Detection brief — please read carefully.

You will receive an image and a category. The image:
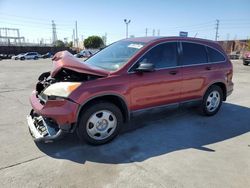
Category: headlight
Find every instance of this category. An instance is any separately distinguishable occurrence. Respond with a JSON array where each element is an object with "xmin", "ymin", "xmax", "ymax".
[{"xmin": 43, "ymin": 82, "xmax": 81, "ymax": 98}]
